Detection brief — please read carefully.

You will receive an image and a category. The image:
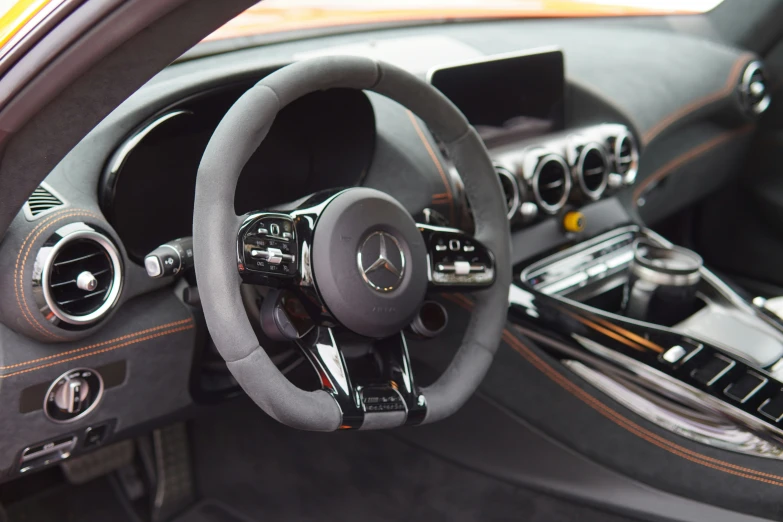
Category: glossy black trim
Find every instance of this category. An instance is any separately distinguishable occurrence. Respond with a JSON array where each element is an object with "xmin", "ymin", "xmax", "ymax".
[{"xmin": 510, "ymin": 228, "xmax": 783, "ymax": 444}]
